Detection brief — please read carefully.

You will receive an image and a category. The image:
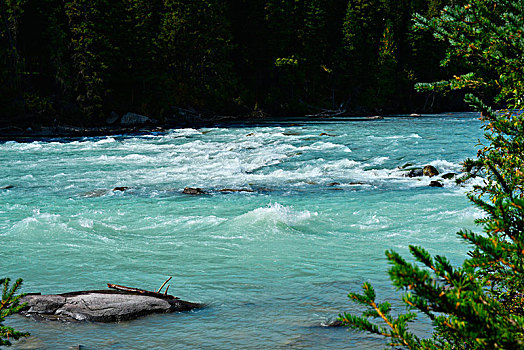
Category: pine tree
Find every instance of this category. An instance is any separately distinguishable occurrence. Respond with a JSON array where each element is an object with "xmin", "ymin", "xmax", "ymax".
[
  {"xmin": 111, "ymin": 0, "xmax": 164, "ymax": 116},
  {"xmin": 0, "ymin": 0, "xmax": 26, "ymax": 119},
  {"xmin": 0, "ymin": 278, "xmax": 28, "ymax": 346},
  {"xmin": 342, "ymin": 0, "xmax": 385, "ymax": 107},
  {"xmin": 159, "ymin": 0, "xmax": 238, "ymax": 111},
  {"xmin": 16, "ymin": 0, "xmax": 71, "ymax": 119},
  {"xmin": 64, "ymin": 0, "xmax": 125, "ymax": 122},
  {"xmin": 340, "ymin": 1, "xmax": 524, "ymax": 348}
]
